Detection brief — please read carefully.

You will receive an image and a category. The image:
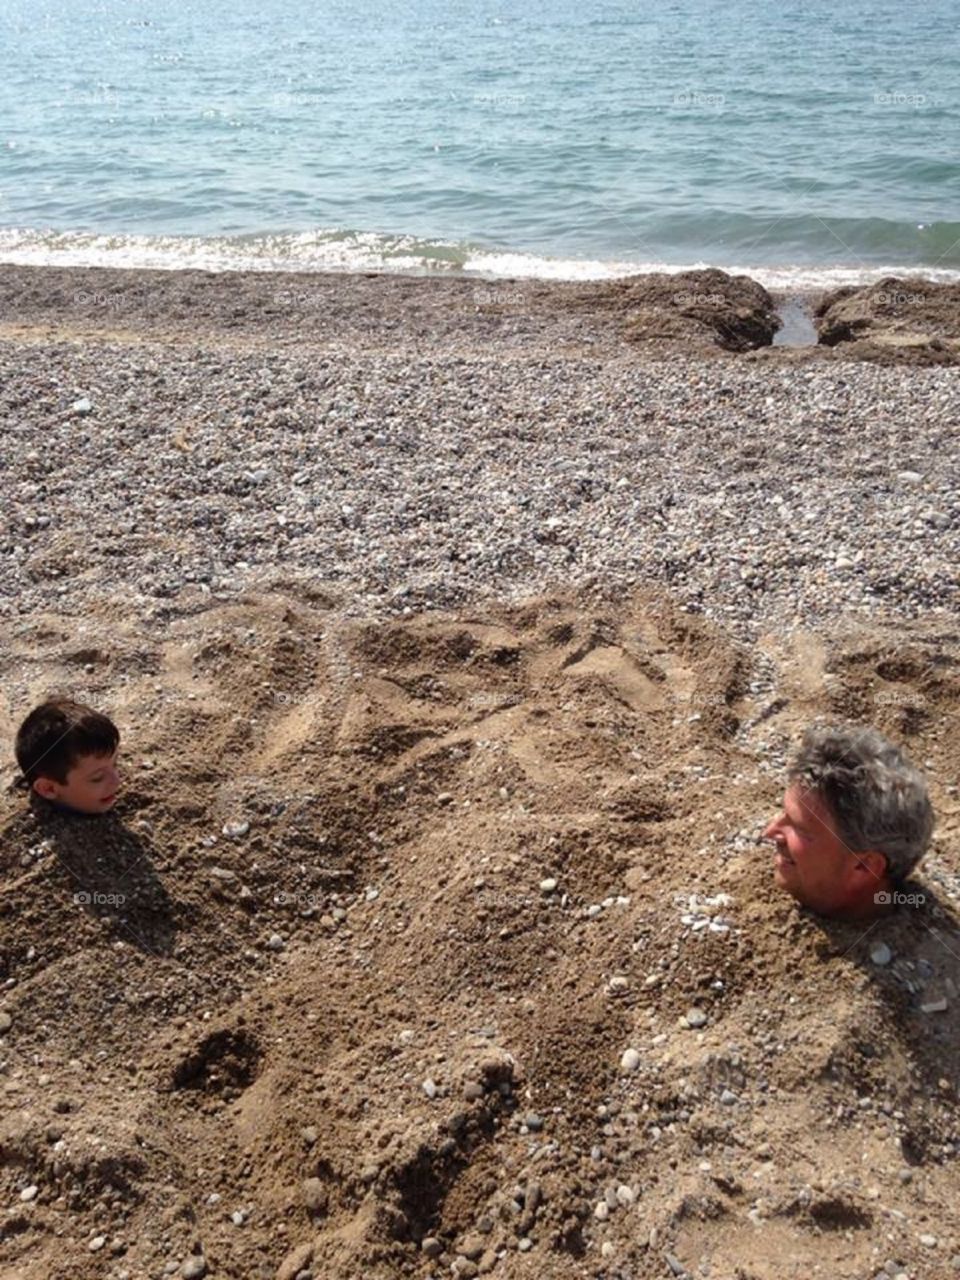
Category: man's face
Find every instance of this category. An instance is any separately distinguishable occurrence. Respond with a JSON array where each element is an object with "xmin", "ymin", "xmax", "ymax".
[
  {"xmin": 35, "ymin": 750, "xmax": 121, "ymax": 814},
  {"xmin": 763, "ymin": 782, "xmax": 881, "ymax": 915}
]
